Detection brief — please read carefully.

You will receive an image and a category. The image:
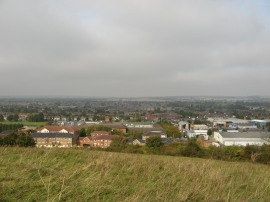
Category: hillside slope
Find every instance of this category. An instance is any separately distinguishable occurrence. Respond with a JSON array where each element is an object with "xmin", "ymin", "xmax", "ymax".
[{"xmin": 0, "ymin": 148, "xmax": 270, "ymax": 201}]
